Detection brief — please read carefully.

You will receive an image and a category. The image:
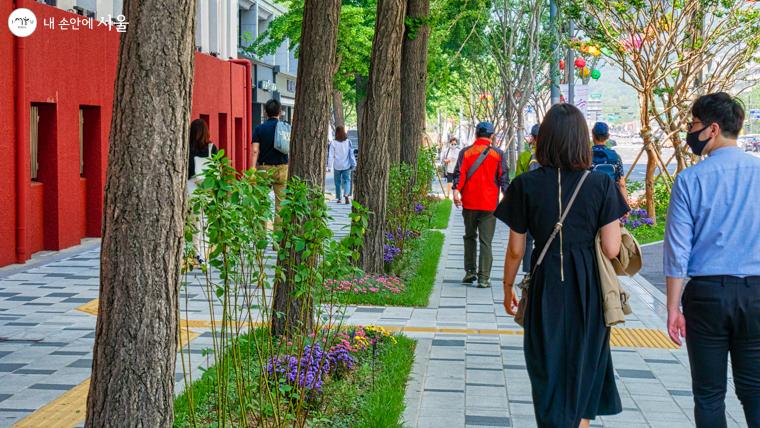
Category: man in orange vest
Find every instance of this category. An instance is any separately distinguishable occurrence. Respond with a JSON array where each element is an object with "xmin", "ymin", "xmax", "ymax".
[{"xmin": 452, "ymin": 122, "xmax": 510, "ymax": 287}]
